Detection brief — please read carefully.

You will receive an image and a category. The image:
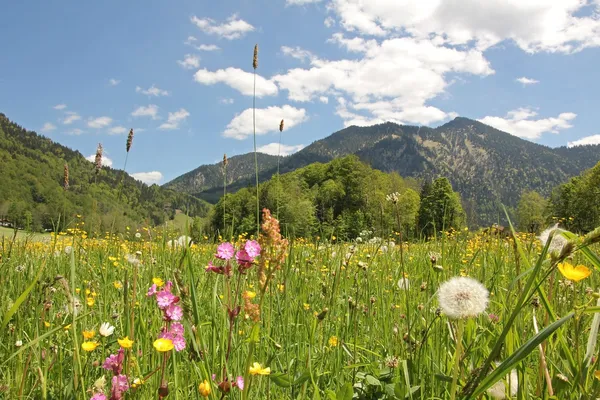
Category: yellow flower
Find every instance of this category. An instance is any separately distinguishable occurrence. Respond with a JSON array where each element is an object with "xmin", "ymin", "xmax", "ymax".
[
  {"xmin": 277, "ymin": 284, "xmax": 285, "ymax": 292},
  {"xmin": 249, "ymin": 362, "xmax": 271, "ymax": 376},
  {"xmin": 328, "ymin": 336, "xmax": 338, "ymax": 347},
  {"xmin": 245, "ymin": 291, "xmax": 256, "ymax": 299},
  {"xmin": 153, "ymin": 277, "xmax": 164, "ymax": 287},
  {"xmin": 198, "ymin": 380, "xmax": 211, "ymax": 397},
  {"xmin": 153, "ymin": 338, "xmax": 174, "ymax": 352},
  {"xmin": 86, "ymin": 297, "xmax": 95, "ymax": 307},
  {"xmin": 113, "ymin": 281, "xmax": 123, "ymax": 289},
  {"xmin": 303, "ymin": 303, "xmax": 310, "ymax": 311},
  {"xmin": 82, "ymin": 330, "xmax": 95, "ymax": 339},
  {"xmin": 64, "ymin": 324, "xmax": 72, "ymax": 330},
  {"xmin": 595, "ymin": 371, "xmax": 600, "ymax": 380},
  {"xmin": 131, "ymin": 378, "xmax": 144, "ymax": 388},
  {"xmin": 81, "ymin": 341, "xmax": 99, "ymax": 352},
  {"xmin": 44, "ymin": 321, "xmax": 50, "ymax": 328},
  {"xmin": 118, "ymin": 336, "xmax": 134, "ymax": 349},
  {"xmin": 558, "ymin": 262, "xmax": 592, "ymax": 282}
]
